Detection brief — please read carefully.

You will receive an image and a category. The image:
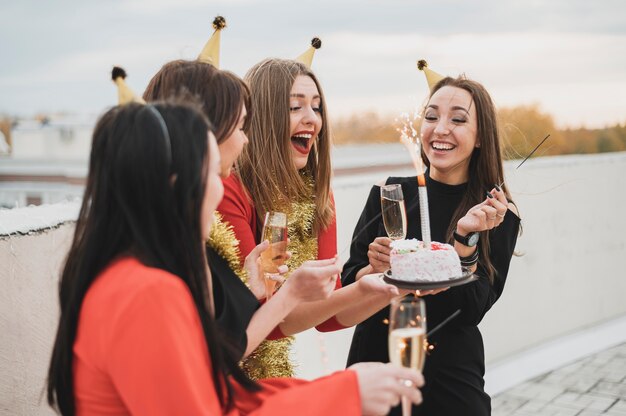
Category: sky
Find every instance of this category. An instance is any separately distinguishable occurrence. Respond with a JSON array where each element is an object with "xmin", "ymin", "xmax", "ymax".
[{"xmin": 1, "ymin": 0, "xmax": 625, "ymax": 128}]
